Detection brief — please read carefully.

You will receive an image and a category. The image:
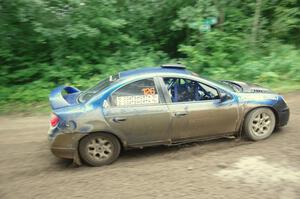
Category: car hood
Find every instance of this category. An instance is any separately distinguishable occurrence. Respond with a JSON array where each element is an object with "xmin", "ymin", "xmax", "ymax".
[
  {"xmin": 222, "ymin": 80, "xmax": 273, "ymax": 93},
  {"xmin": 223, "ymin": 81, "xmax": 279, "ymax": 102}
]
